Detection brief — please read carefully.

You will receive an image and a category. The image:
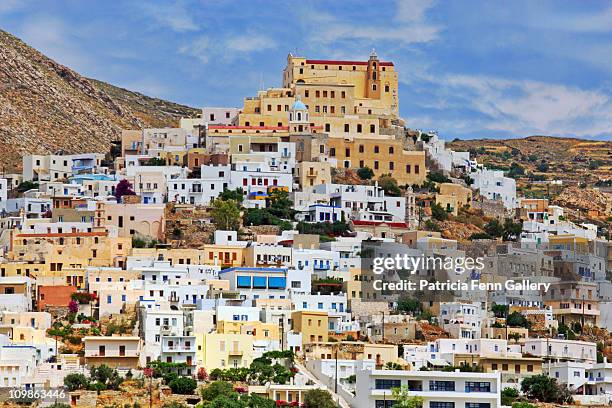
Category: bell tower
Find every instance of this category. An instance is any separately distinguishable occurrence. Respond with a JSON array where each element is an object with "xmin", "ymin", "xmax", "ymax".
[
  {"xmin": 366, "ymin": 49, "xmax": 381, "ymax": 99},
  {"xmin": 289, "ymin": 95, "xmax": 310, "ymax": 133}
]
